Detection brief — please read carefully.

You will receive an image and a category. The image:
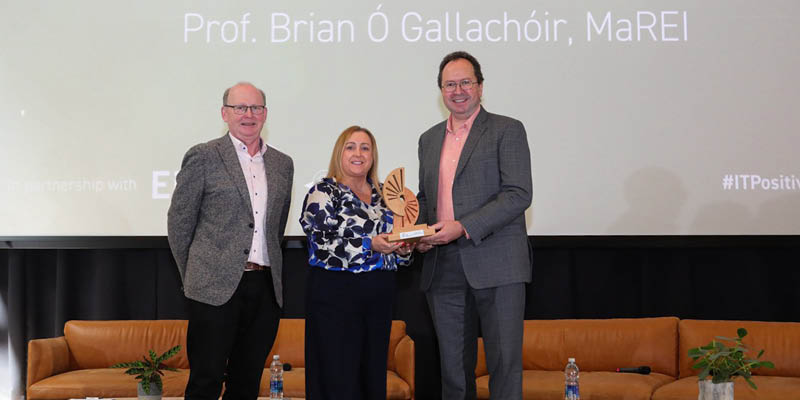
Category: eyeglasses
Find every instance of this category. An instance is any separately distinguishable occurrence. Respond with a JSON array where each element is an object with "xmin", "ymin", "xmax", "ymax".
[
  {"xmin": 442, "ymin": 80, "xmax": 479, "ymax": 92},
  {"xmin": 224, "ymin": 104, "xmax": 267, "ymax": 115}
]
